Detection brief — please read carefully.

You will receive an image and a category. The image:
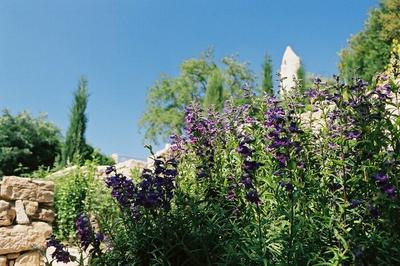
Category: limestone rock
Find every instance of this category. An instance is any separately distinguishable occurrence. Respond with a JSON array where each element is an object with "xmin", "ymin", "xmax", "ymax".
[
  {"xmin": 0, "ymin": 200, "xmax": 10, "ymax": 212},
  {"xmin": 0, "ymin": 177, "xmax": 36, "ymax": 201},
  {"xmin": 0, "ymin": 256, "xmax": 6, "ymax": 266},
  {"xmin": 23, "ymin": 201, "xmax": 38, "ymax": 217},
  {"xmin": 0, "ymin": 176, "xmax": 54, "ymax": 203},
  {"xmin": 34, "ymin": 208, "xmax": 55, "ymax": 223},
  {"xmin": 280, "ymin": 46, "xmax": 301, "ymax": 95},
  {"xmin": 15, "ymin": 251, "xmax": 40, "ymax": 266},
  {"xmin": 0, "ymin": 208, "xmax": 16, "ymax": 226},
  {"xmin": 0, "ymin": 201, "xmax": 15, "ymax": 226},
  {"xmin": 15, "ymin": 200, "xmax": 29, "ymax": 225},
  {"xmin": 0, "ymin": 222, "xmax": 52, "ymax": 255},
  {"xmin": 7, "ymin": 253, "xmax": 19, "ymax": 259}
]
